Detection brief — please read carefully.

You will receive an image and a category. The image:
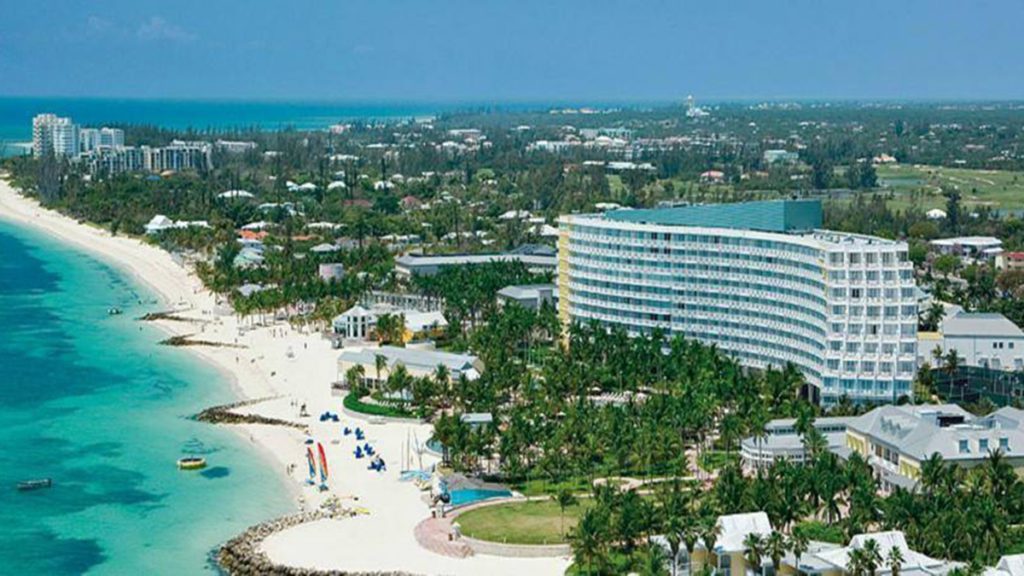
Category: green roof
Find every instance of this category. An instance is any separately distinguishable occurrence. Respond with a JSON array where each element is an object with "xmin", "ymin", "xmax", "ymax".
[{"xmin": 606, "ymin": 199, "xmax": 822, "ymax": 232}]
